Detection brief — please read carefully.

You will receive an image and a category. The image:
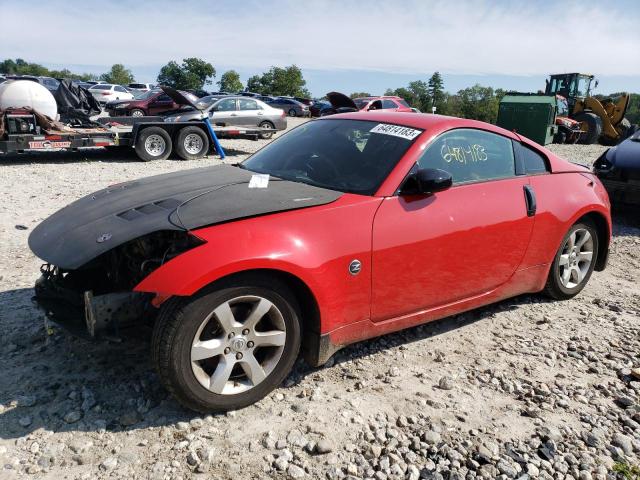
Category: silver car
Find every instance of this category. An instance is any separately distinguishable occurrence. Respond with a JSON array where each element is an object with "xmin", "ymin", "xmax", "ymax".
[
  {"xmin": 267, "ymin": 97, "xmax": 309, "ymax": 117},
  {"xmin": 165, "ymin": 96, "xmax": 287, "ymax": 139}
]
